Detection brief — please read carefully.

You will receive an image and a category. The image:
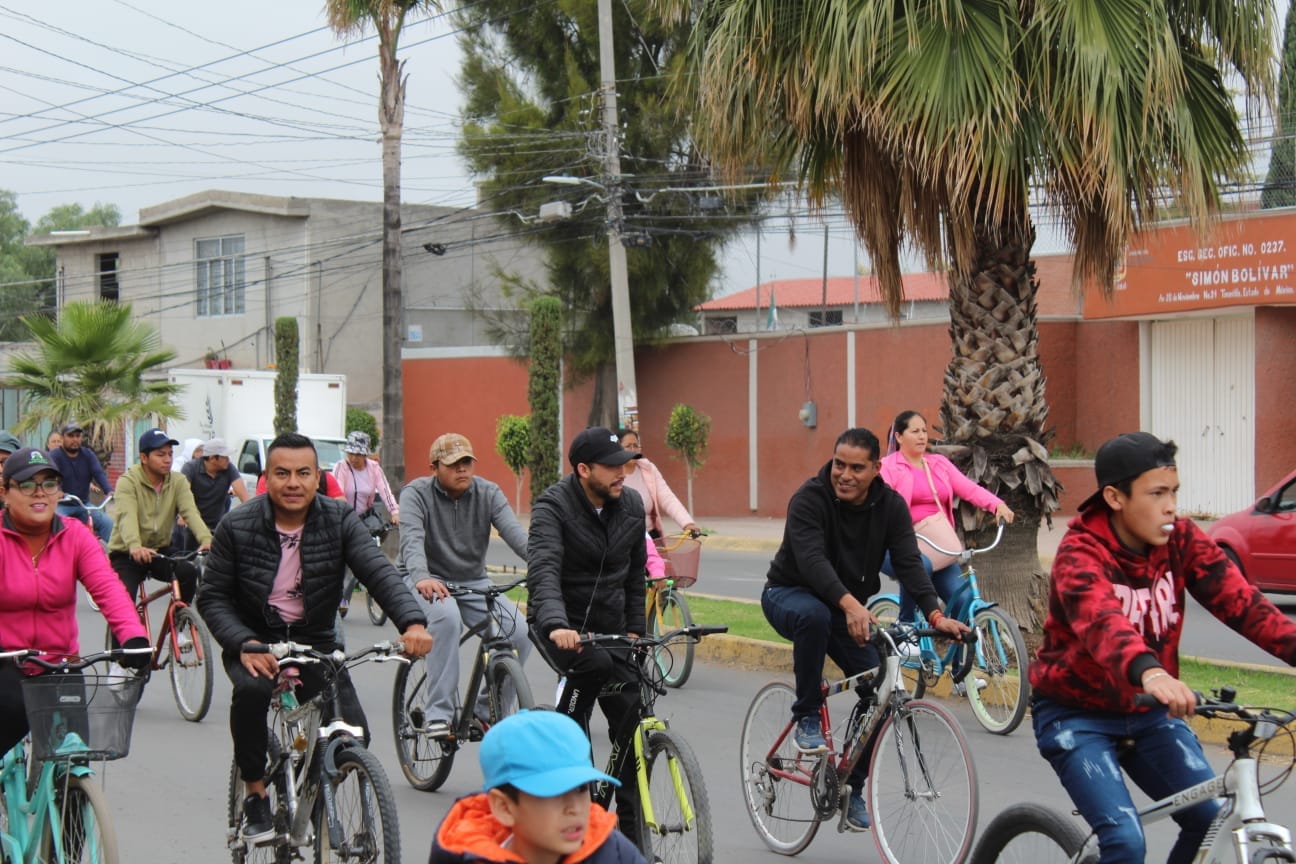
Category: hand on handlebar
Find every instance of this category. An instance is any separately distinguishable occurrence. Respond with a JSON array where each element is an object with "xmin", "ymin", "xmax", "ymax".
[
  {"xmin": 843, "ymin": 602, "xmax": 876, "ymax": 645},
  {"xmin": 397, "ymin": 624, "xmax": 433, "ymax": 658},
  {"xmin": 415, "ymin": 578, "xmax": 451, "ymax": 602},
  {"xmin": 934, "ymin": 616, "xmax": 971, "ymax": 640},
  {"xmin": 993, "ymin": 503, "xmax": 1015, "ymax": 524},
  {"xmin": 1142, "ymin": 669, "xmax": 1196, "ymax": 719},
  {"xmin": 240, "ymin": 642, "xmax": 280, "ymax": 679},
  {"xmin": 129, "ymin": 546, "xmax": 156, "ymax": 565},
  {"xmin": 549, "ymin": 628, "xmax": 582, "ymax": 651}
]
